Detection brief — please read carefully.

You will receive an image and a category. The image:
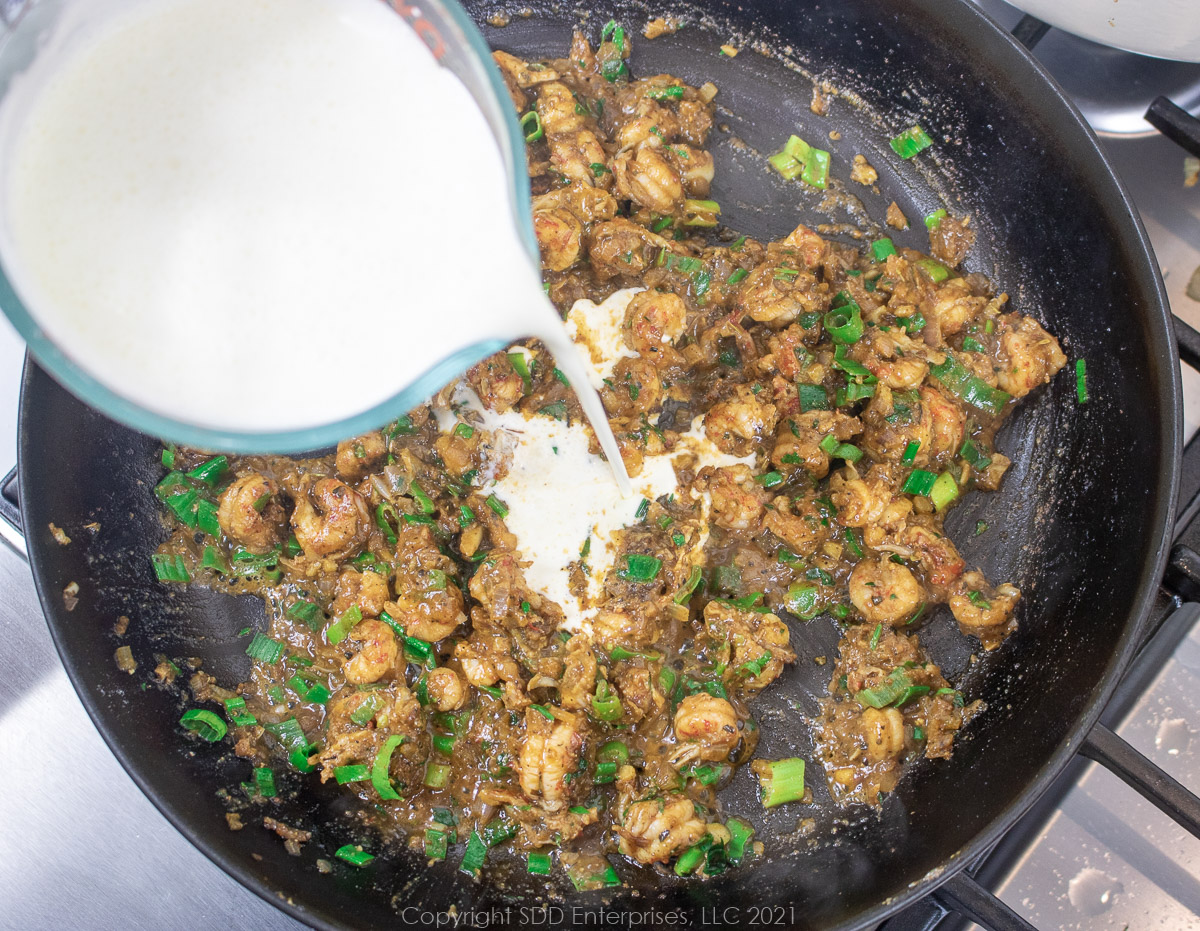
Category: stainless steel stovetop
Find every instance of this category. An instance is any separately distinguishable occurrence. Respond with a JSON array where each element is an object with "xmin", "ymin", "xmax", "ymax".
[{"xmin": 2, "ymin": 1, "xmax": 1199, "ymax": 928}]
